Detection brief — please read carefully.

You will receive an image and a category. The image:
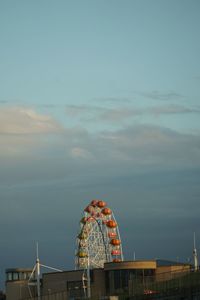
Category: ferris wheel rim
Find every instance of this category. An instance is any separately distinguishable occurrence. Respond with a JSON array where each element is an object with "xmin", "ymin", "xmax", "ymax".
[{"xmin": 75, "ymin": 200, "xmax": 123, "ymax": 270}]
